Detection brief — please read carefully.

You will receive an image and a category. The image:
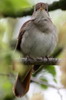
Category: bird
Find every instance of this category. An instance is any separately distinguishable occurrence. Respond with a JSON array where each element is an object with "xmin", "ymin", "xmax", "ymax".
[{"xmin": 14, "ymin": 2, "xmax": 58, "ymax": 97}]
